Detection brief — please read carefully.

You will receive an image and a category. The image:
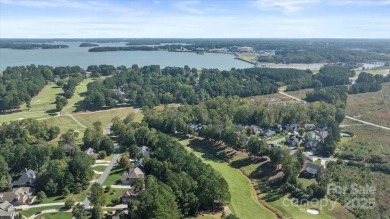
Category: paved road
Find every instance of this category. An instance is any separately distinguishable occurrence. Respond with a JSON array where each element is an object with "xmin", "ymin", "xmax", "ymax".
[
  {"xmin": 278, "ymin": 91, "xmax": 390, "ymax": 131},
  {"xmin": 82, "ymin": 144, "xmax": 121, "ymax": 209}
]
